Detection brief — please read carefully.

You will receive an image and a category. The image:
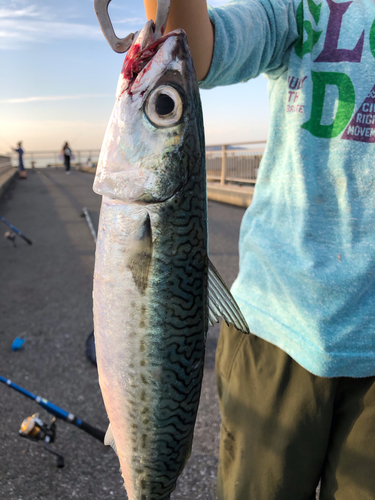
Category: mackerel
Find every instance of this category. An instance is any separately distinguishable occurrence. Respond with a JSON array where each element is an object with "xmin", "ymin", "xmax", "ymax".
[{"xmin": 93, "ymin": 21, "xmax": 249, "ymax": 500}]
